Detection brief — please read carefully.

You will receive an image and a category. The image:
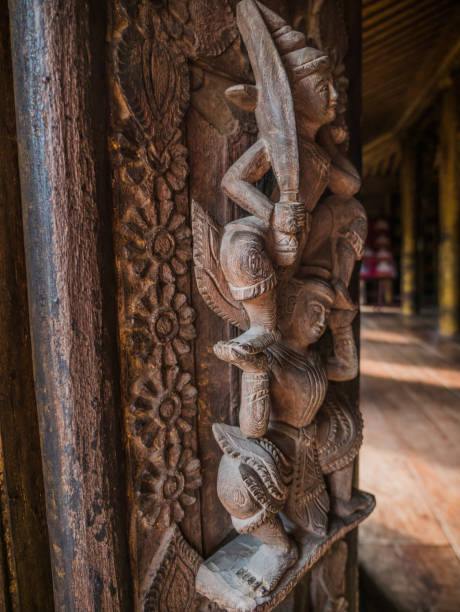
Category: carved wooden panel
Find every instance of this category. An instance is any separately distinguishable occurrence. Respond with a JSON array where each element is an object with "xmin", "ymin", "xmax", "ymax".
[
  {"xmin": 108, "ymin": 1, "xmax": 243, "ymax": 608},
  {"xmin": 108, "ymin": 1, "xmax": 369, "ymax": 610}
]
